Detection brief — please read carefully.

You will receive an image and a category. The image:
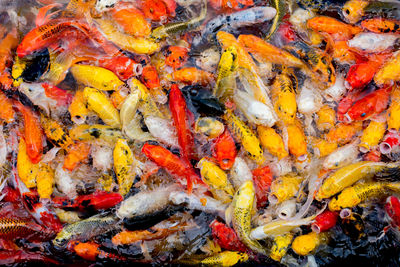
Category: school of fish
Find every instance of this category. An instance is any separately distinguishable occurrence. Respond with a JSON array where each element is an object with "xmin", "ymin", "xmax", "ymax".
[{"xmin": 1, "ymin": 0, "xmax": 400, "ymax": 265}]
